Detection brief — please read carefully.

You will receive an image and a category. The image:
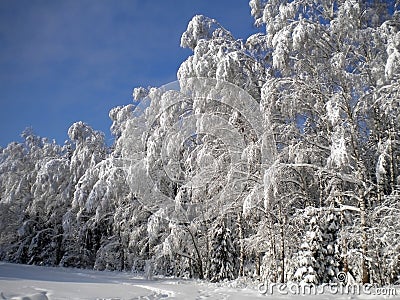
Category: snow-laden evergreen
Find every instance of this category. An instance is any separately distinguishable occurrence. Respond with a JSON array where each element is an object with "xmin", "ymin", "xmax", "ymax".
[{"xmin": 209, "ymin": 222, "xmax": 236, "ymax": 282}]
